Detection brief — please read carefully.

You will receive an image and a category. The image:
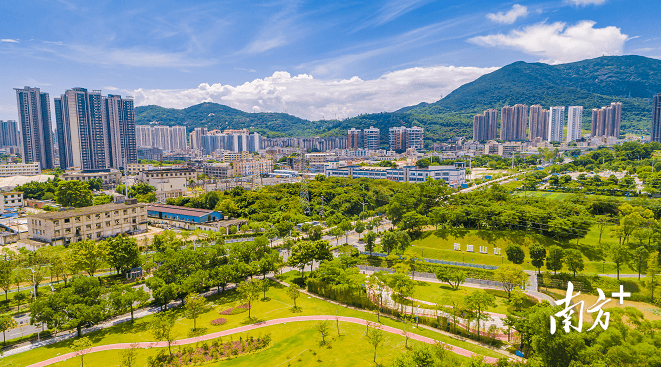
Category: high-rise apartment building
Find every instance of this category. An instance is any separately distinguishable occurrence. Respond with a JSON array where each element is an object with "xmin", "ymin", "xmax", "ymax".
[
  {"xmin": 348, "ymin": 128, "xmax": 362, "ymax": 149},
  {"xmin": 0, "ymin": 121, "xmax": 19, "ymax": 147},
  {"xmin": 198, "ymin": 129, "xmax": 260, "ymax": 155},
  {"xmin": 55, "ymin": 88, "xmax": 107, "ymax": 170},
  {"xmin": 15, "ymin": 86, "xmax": 55, "ymax": 169},
  {"xmin": 389, "ymin": 126, "xmax": 406, "ymax": 152},
  {"xmin": 135, "ymin": 125, "xmax": 153, "ymax": 148},
  {"xmin": 529, "ymin": 105, "xmax": 549, "ymax": 141},
  {"xmin": 472, "ymin": 109, "xmax": 498, "ymax": 141},
  {"xmin": 55, "ymin": 88, "xmax": 136, "ymax": 170},
  {"xmin": 171, "ymin": 126, "xmax": 187, "ymax": 151},
  {"xmin": 591, "ymin": 102, "xmax": 622, "ymax": 138},
  {"xmin": 548, "ymin": 106, "xmax": 565, "ymax": 142},
  {"xmin": 566, "ymin": 106, "xmax": 583, "ymax": 143},
  {"xmin": 389, "ymin": 126, "xmax": 424, "ymax": 151},
  {"xmin": 363, "ymin": 126, "xmax": 380, "ymax": 150},
  {"xmin": 190, "ymin": 127, "xmax": 207, "ymax": 151},
  {"xmin": 104, "ymin": 95, "xmax": 137, "ymax": 168},
  {"xmin": 500, "ymin": 104, "xmax": 528, "ymax": 141},
  {"xmin": 653, "ymin": 94, "xmax": 661, "ymax": 142}
]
